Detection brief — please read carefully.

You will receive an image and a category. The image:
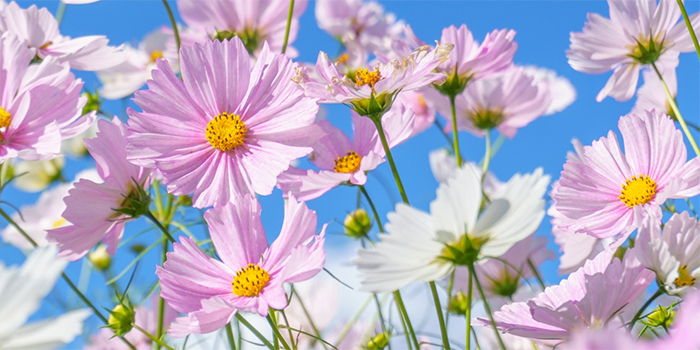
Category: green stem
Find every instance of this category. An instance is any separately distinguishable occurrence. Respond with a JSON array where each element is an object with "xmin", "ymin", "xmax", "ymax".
[
  {"xmin": 280, "ymin": 309, "xmax": 297, "ymax": 350},
  {"xmin": 335, "ymin": 295, "xmax": 373, "ymax": 345},
  {"xmin": 466, "ymin": 272, "xmax": 473, "ymax": 350},
  {"xmin": 629, "ymin": 288, "xmax": 664, "ymax": 330},
  {"xmin": 370, "ymin": 115, "xmax": 410, "ymax": 204},
  {"xmin": 281, "ymin": 0, "xmax": 295, "ymax": 54},
  {"xmin": 527, "ymin": 259, "xmax": 546, "ymax": 290},
  {"xmin": 236, "ymin": 314, "xmax": 275, "ymax": 350},
  {"xmin": 145, "ymin": 211, "xmax": 177, "ymax": 243},
  {"xmin": 267, "ymin": 313, "xmax": 292, "ymax": 350},
  {"xmin": 133, "ymin": 324, "xmax": 174, "ymax": 350},
  {"xmin": 0, "ymin": 207, "xmax": 138, "ymax": 350},
  {"xmin": 393, "ymin": 290, "xmax": 420, "ymax": 350},
  {"xmin": 637, "ymin": 324, "xmax": 650, "ymax": 340},
  {"xmin": 359, "ymin": 185, "xmax": 384, "ymax": 233},
  {"xmin": 373, "ymin": 294, "xmax": 391, "ymax": 350},
  {"xmin": 226, "ymin": 322, "xmax": 237, "ymax": 350},
  {"xmin": 469, "ymin": 263, "xmax": 507, "ymax": 350},
  {"xmin": 56, "ymin": 1, "xmax": 67, "ymax": 26},
  {"xmin": 449, "ymin": 94, "xmax": 462, "ymax": 165},
  {"xmin": 481, "ymin": 130, "xmax": 492, "ymax": 181},
  {"xmin": 651, "ymin": 62, "xmax": 700, "ymax": 156},
  {"xmin": 429, "ymin": 281, "xmax": 451, "ymax": 350},
  {"xmin": 677, "ymin": 0, "xmax": 700, "ymax": 62},
  {"xmin": 161, "ymin": 0, "xmax": 182, "ymax": 74},
  {"xmin": 155, "ymin": 238, "xmax": 169, "ymax": 350}
]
